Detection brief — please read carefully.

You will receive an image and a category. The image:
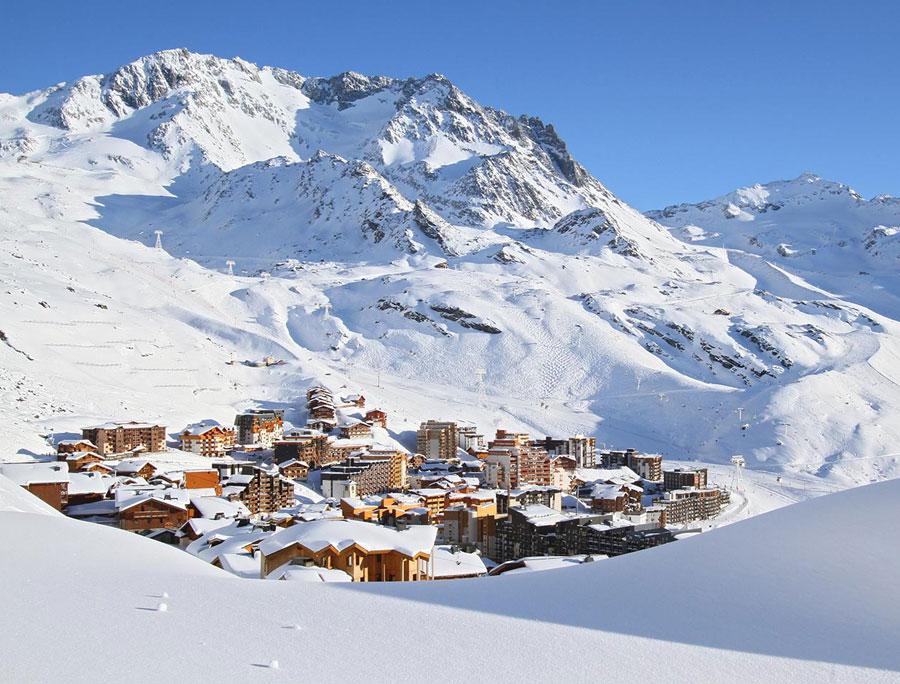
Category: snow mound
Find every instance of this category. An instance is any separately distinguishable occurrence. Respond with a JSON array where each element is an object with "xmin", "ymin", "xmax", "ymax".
[{"xmin": 1, "ymin": 474, "xmax": 899, "ymax": 681}]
